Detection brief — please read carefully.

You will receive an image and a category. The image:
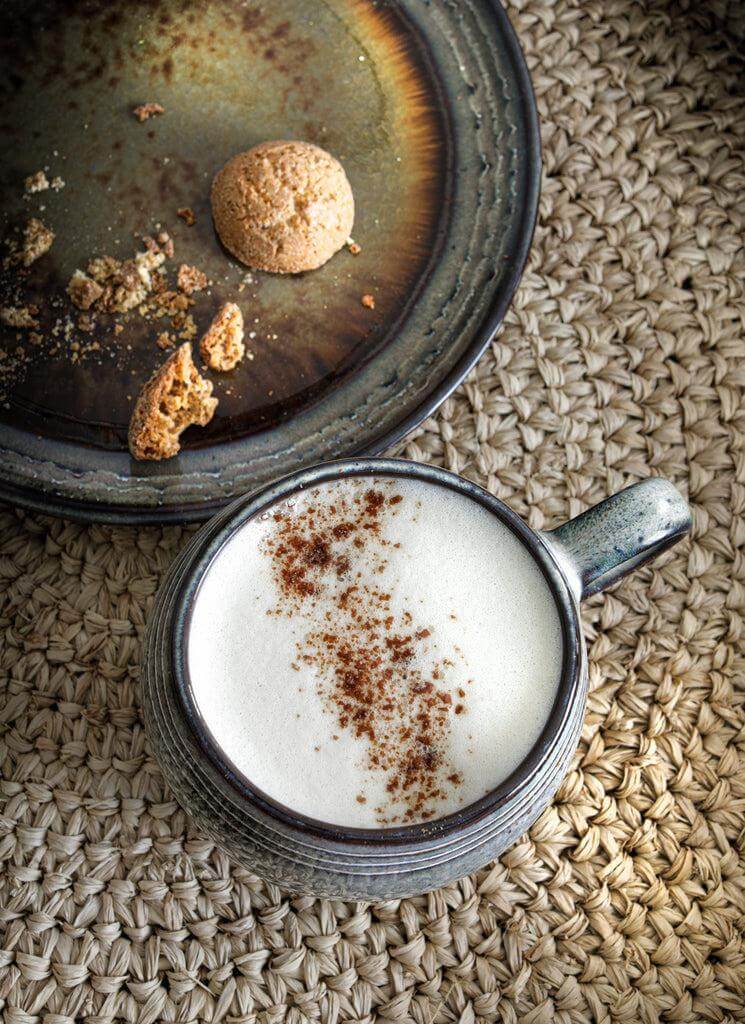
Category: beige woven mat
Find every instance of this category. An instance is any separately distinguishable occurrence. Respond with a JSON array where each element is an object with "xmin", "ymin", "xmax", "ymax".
[{"xmin": 2, "ymin": 2, "xmax": 745, "ymax": 1021}]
